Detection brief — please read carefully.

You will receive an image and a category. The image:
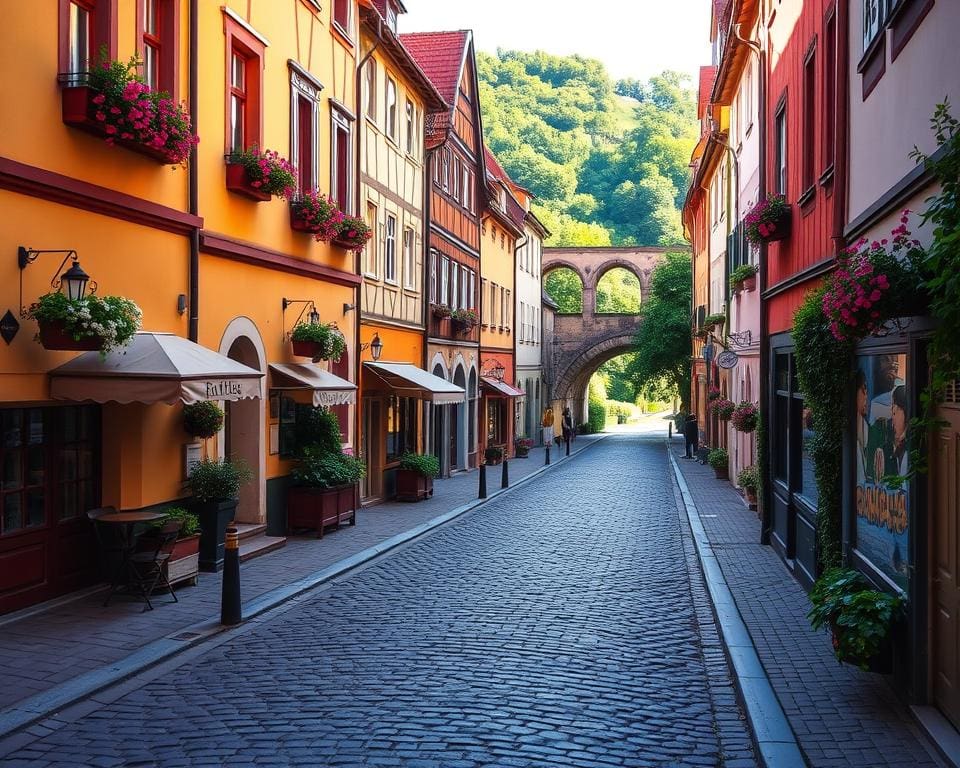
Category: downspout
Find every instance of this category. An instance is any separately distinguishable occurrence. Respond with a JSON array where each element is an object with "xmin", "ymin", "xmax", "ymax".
[
  {"xmin": 188, "ymin": 0, "xmax": 199, "ymax": 342},
  {"xmin": 832, "ymin": 0, "xmax": 849, "ymax": 249}
]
